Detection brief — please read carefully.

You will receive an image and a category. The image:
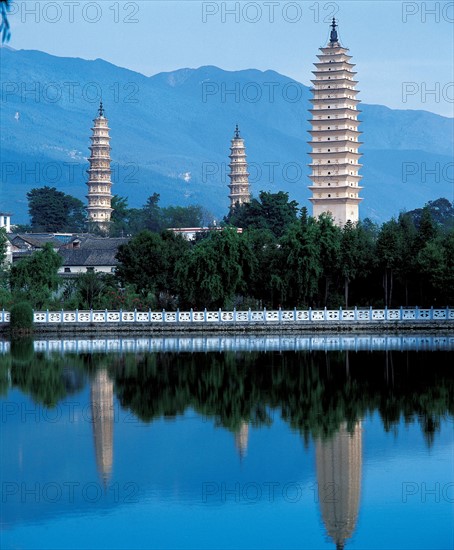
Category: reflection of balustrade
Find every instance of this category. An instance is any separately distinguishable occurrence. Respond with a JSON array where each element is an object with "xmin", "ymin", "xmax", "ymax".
[
  {"xmin": 1, "ymin": 307, "xmax": 453, "ymax": 325},
  {"xmin": 1, "ymin": 334, "xmax": 453, "ymax": 355}
]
